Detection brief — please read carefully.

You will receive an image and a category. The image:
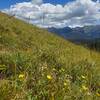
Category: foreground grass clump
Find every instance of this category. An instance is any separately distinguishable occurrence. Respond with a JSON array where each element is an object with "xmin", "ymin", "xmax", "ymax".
[{"xmin": 0, "ymin": 51, "xmax": 100, "ymax": 100}]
